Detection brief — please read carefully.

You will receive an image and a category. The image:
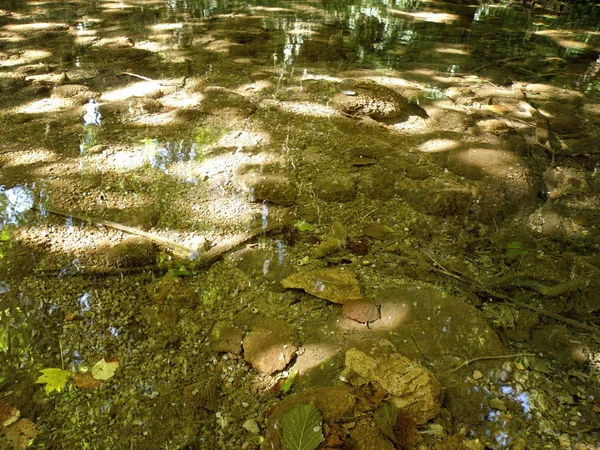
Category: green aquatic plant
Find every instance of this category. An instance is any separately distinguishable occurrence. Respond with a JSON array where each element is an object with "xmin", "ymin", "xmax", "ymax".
[{"xmin": 294, "ymin": 220, "xmax": 314, "ymax": 232}]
